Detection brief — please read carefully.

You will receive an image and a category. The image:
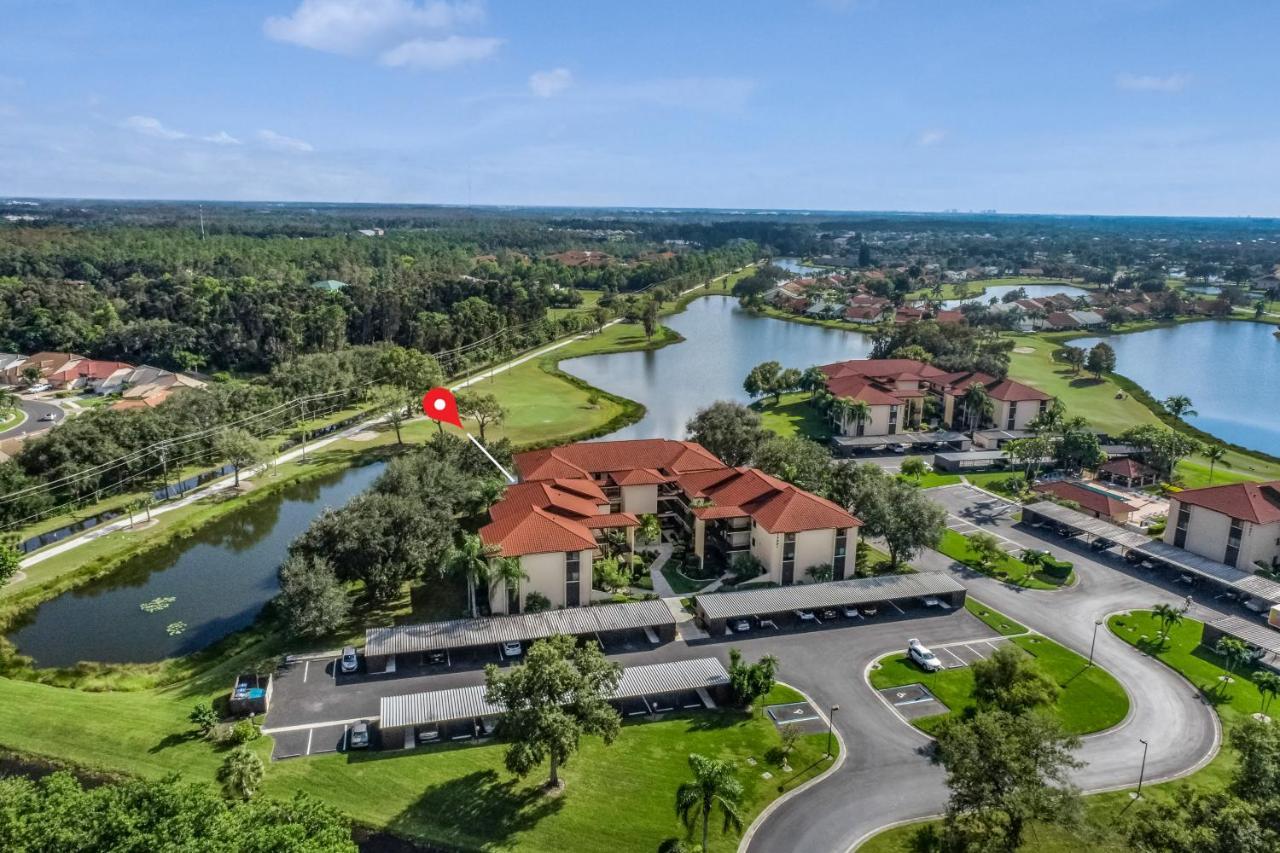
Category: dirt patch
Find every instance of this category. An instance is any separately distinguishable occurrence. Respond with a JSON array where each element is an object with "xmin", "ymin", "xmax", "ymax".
[
  {"xmin": 124, "ymin": 519, "xmax": 159, "ymax": 532},
  {"xmin": 1013, "ymin": 346, "xmax": 1035, "ymax": 354}
]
